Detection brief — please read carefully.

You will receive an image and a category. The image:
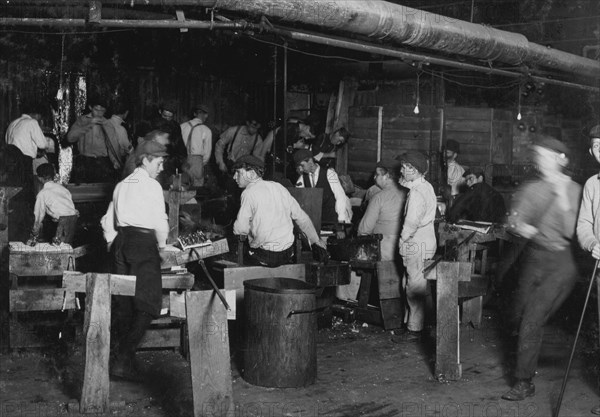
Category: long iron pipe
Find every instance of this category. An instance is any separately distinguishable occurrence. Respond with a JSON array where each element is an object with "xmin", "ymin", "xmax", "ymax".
[
  {"xmin": 1, "ymin": 16, "xmax": 598, "ymax": 92},
  {"xmin": 193, "ymin": 0, "xmax": 599, "ymax": 79}
]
